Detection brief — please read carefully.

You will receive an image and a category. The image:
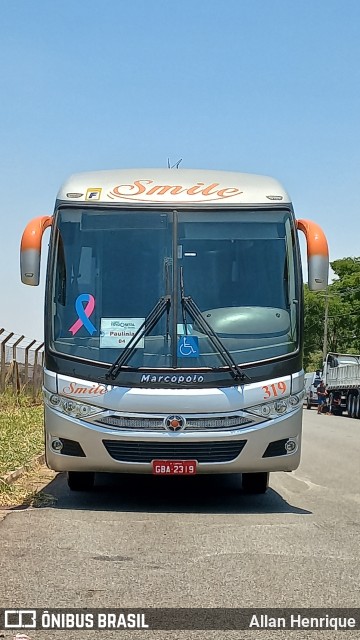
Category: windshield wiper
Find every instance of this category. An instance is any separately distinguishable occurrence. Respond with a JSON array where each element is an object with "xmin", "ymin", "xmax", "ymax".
[
  {"xmin": 179, "ymin": 267, "xmax": 250, "ymax": 382},
  {"xmin": 105, "ymin": 295, "xmax": 171, "ymax": 380}
]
